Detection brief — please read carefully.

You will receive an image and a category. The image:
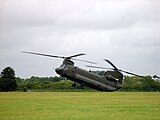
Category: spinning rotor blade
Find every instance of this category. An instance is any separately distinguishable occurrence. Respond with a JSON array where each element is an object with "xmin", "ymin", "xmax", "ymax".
[
  {"xmin": 21, "ymin": 51, "xmax": 65, "ymax": 59},
  {"xmin": 69, "ymin": 53, "xmax": 86, "ymax": 58},
  {"xmin": 104, "ymin": 59, "xmax": 118, "ymax": 70},
  {"xmin": 67, "ymin": 53, "xmax": 97, "ymax": 64},
  {"xmin": 22, "ymin": 51, "xmax": 96, "ymax": 64},
  {"xmin": 87, "ymin": 60, "xmax": 143, "ymax": 77},
  {"xmin": 104, "ymin": 59, "xmax": 142, "ymax": 76},
  {"xmin": 22, "ymin": 51, "xmax": 86, "ymax": 59},
  {"xmin": 119, "ymin": 70, "xmax": 143, "ymax": 77}
]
